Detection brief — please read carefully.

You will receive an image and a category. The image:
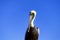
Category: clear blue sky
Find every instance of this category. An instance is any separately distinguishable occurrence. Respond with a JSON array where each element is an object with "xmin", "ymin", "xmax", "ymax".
[{"xmin": 0, "ymin": 0, "xmax": 60, "ymax": 40}]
